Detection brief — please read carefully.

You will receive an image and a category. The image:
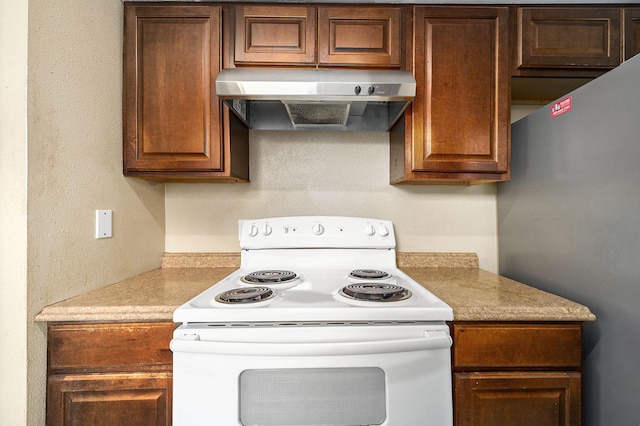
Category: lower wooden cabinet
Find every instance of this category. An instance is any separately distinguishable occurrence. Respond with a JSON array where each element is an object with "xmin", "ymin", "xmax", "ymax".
[
  {"xmin": 452, "ymin": 322, "xmax": 584, "ymax": 426},
  {"xmin": 46, "ymin": 322, "xmax": 175, "ymax": 426},
  {"xmin": 46, "ymin": 321, "xmax": 584, "ymax": 425},
  {"xmin": 455, "ymin": 372, "xmax": 581, "ymax": 426},
  {"xmin": 48, "ymin": 373, "xmax": 172, "ymax": 426}
]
